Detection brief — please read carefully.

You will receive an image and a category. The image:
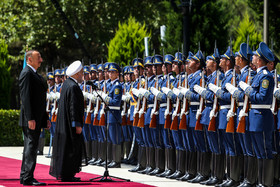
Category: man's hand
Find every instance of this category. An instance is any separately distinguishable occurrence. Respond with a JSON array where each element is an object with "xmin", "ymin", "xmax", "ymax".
[
  {"xmin": 47, "ymin": 120, "xmax": 51, "ymax": 129},
  {"xmin": 28, "ymin": 120, "xmax": 36, "ymax": 130},
  {"xmin": 76, "ymin": 127, "xmax": 82, "ymax": 134}
]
